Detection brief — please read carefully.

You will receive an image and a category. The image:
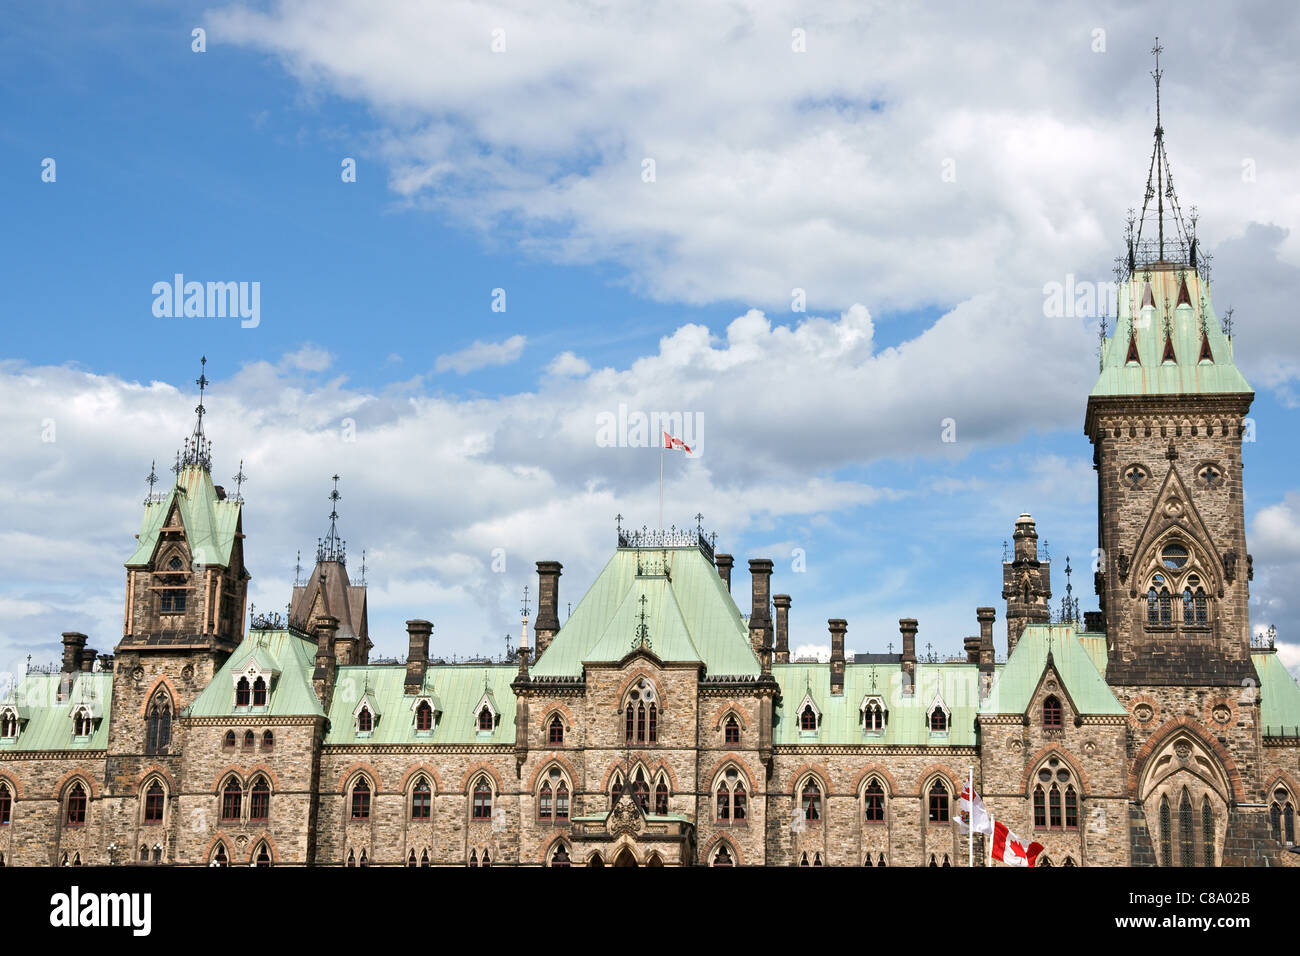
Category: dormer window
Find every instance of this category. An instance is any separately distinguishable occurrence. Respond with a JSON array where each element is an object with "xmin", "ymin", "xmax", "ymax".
[
  {"xmin": 416, "ymin": 700, "xmax": 434, "ymax": 732},
  {"xmin": 353, "ymin": 692, "xmax": 381, "ymax": 736},
  {"xmin": 235, "ymin": 678, "xmax": 250, "ymax": 708},
  {"xmin": 474, "ymin": 692, "xmax": 500, "ymax": 735},
  {"xmin": 72, "ymin": 707, "xmax": 93, "ymax": 738},
  {"xmin": 0, "ymin": 707, "xmax": 19, "ymax": 740},
  {"xmin": 478, "ymin": 707, "xmax": 493, "ymax": 731},
  {"xmin": 358, "ymin": 707, "xmax": 374, "ymax": 733},
  {"xmin": 796, "ymin": 694, "xmax": 821, "ymax": 733},
  {"xmin": 252, "ymin": 677, "xmax": 268, "ymax": 708},
  {"xmin": 861, "ymin": 696, "xmax": 887, "ymax": 734},
  {"xmin": 927, "ymin": 698, "xmax": 950, "ymax": 735}
]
